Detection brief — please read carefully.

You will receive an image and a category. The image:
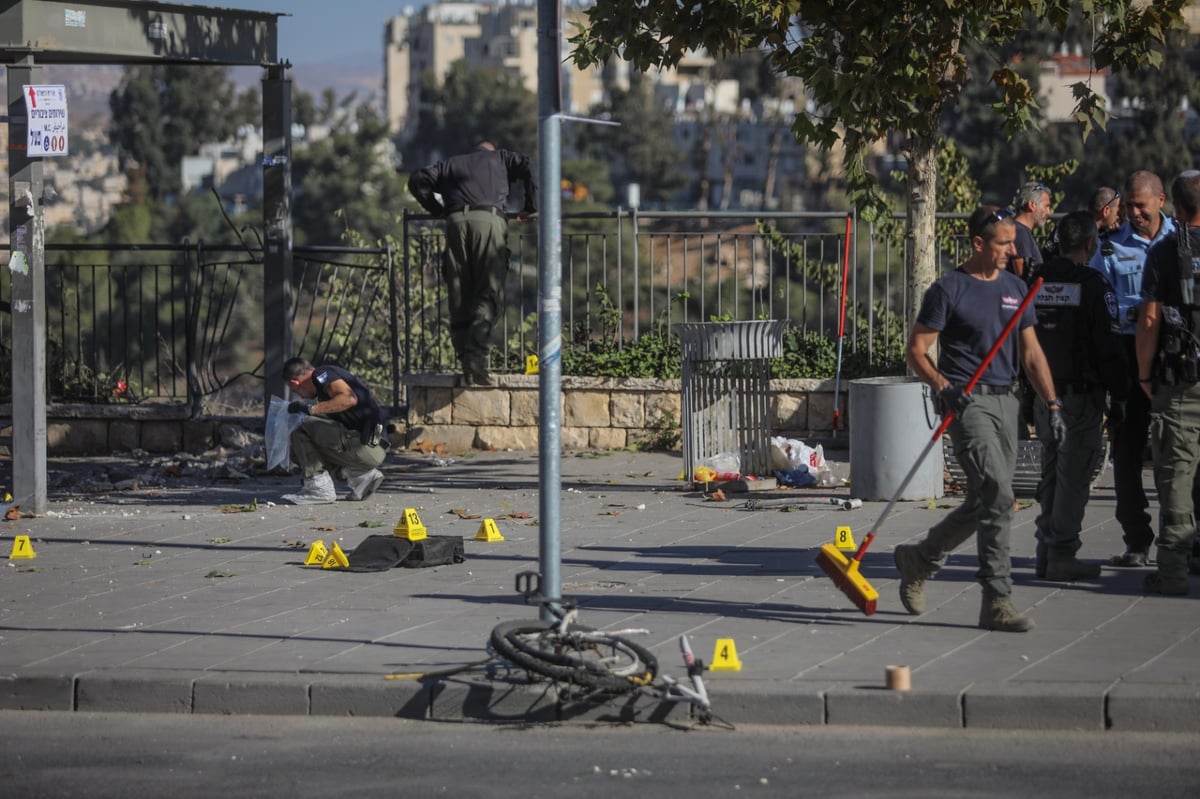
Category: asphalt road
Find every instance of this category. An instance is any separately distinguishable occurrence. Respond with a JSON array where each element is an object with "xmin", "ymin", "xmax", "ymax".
[{"xmin": 3, "ymin": 711, "xmax": 1199, "ymax": 798}]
